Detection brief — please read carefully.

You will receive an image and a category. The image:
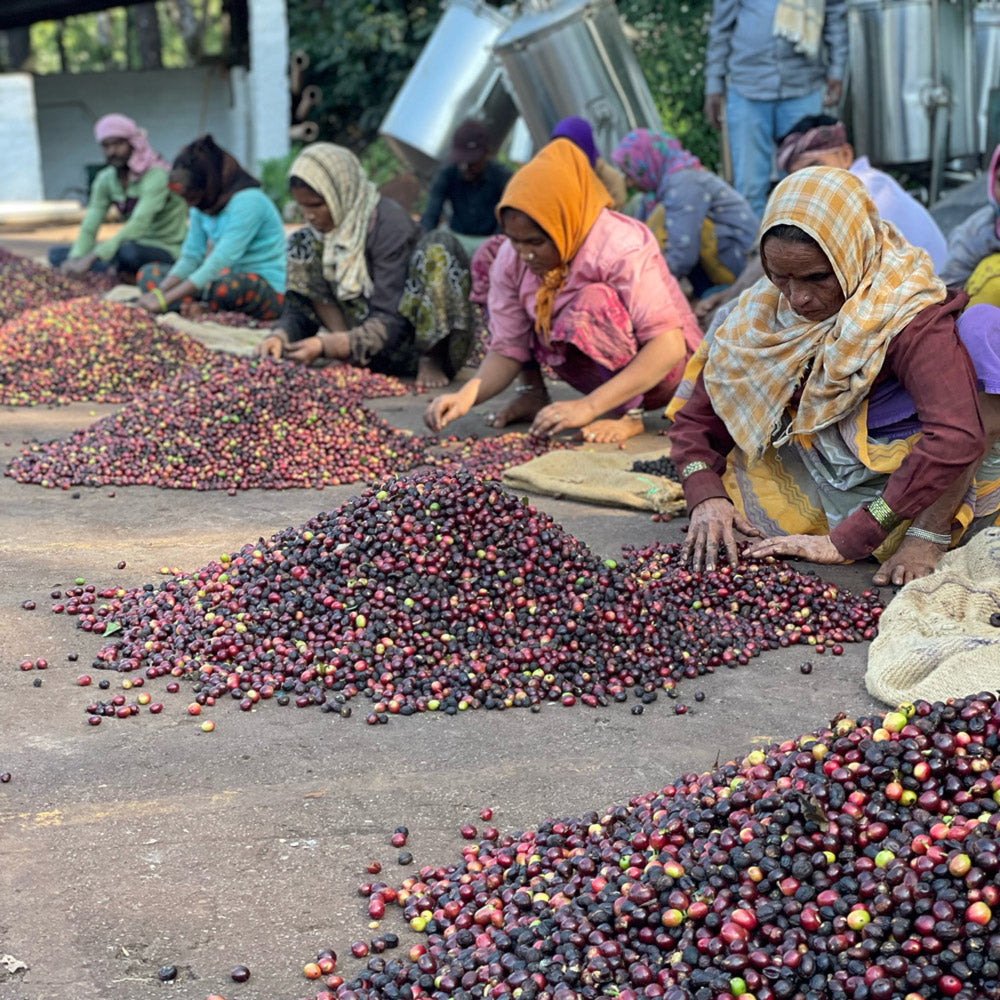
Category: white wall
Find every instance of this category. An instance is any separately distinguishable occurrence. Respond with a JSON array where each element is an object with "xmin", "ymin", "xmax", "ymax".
[
  {"xmin": 30, "ymin": 0, "xmax": 289, "ymax": 202},
  {"xmin": 0, "ymin": 72, "xmax": 44, "ymax": 200}
]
